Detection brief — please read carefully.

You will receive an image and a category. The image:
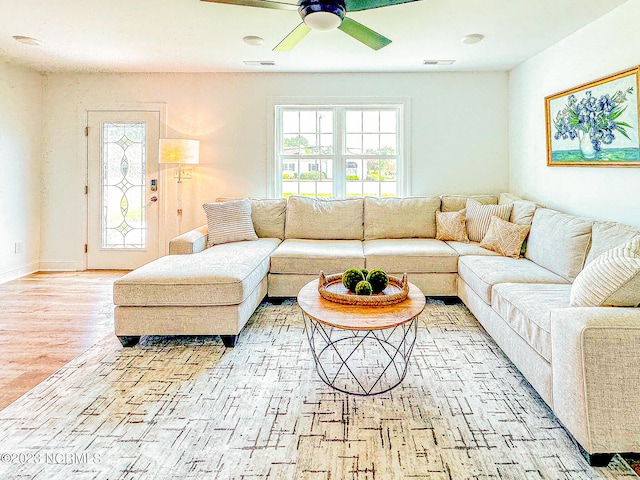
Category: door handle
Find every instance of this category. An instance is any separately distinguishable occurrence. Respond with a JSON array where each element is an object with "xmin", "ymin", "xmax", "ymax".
[{"xmin": 150, "ymin": 196, "xmax": 158, "ymax": 202}]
